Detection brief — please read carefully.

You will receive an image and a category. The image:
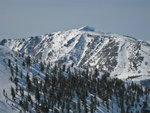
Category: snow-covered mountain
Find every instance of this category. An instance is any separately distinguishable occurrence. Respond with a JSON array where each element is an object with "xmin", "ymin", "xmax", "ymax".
[
  {"xmin": 0, "ymin": 26, "xmax": 150, "ymax": 113},
  {"xmin": 1, "ymin": 26, "xmax": 150, "ymax": 81}
]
